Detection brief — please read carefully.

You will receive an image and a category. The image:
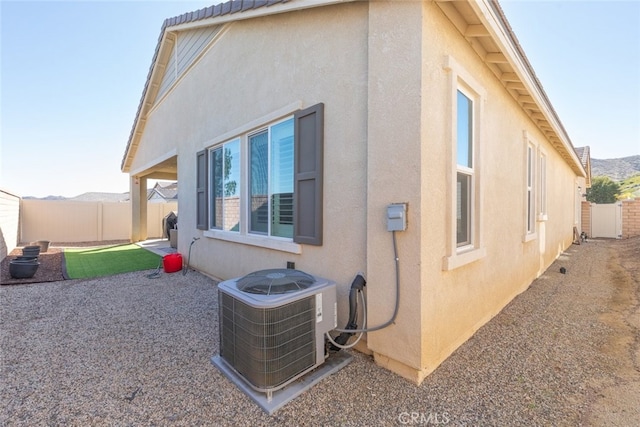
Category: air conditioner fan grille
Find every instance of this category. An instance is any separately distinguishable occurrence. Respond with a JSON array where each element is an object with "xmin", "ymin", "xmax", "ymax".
[{"xmin": 236, "ymin": 269, "xmax": 315, "ymax": 295}]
